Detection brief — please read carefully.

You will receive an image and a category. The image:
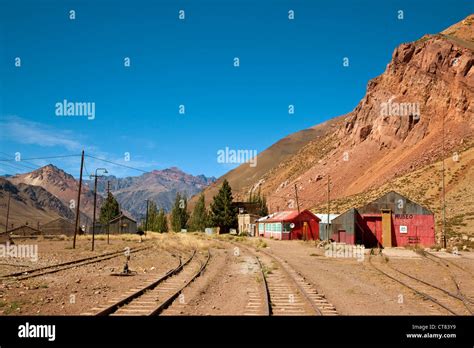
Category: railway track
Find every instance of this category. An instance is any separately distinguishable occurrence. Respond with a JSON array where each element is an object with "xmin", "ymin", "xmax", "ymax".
[
  {"xmin": 420, "ymin": 250, "xmax": 474, "ymax": 314},
  {"xmin": 87, "ymin": 249, "xmax": 210, "ymax": 316},
  {"xmin": 233, "ymin": 242, "xmax": 337, "ymax": 316},
  {"xmin": 0, "ymin": 246, "xmax": 151, "ymax": 280},
  {"xmin": 368, "ymin": 254, "xmax": 470, "ymax": 315}
]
